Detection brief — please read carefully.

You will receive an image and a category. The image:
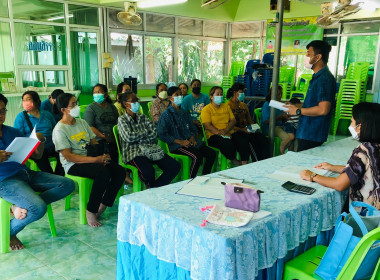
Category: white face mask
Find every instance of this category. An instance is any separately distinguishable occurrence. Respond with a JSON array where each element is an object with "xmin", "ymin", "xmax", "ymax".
[
  {"xmin": 303, "ymin": 55, "xmax": 318, "ymax": 70},
  {"xmin": 69, "ymin": 105, "xmax": 80, "ymax": 118},
  {"xmin": 158, "ymin": 91, "xmax": 168, "ymax": 100},
  {"xmin": 348, "ymin": 124, "xmax": 359, "ymax": 140}
]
